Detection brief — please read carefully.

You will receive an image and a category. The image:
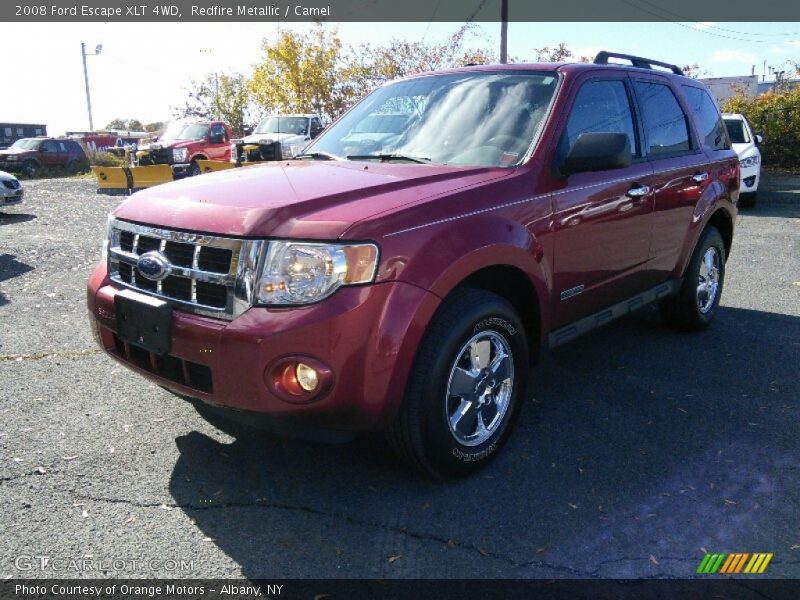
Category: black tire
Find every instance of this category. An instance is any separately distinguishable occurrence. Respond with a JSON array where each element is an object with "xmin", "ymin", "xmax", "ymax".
[
  {"xmin": 660, "ymin": 226, "xmax": 726, "ymax": 331},
  {"xmin": 739, "ymin": 192, "xmax": 757, "ymax": 209},
  {"xmin": 21, "ymin": 160, "xmax": 38, "ymax": 177},
  {"xmin": 188, "ymin": 161, "xmax": 201, "ymax": 177},
  {"xmin": 64, "ymin": 160, "xmax": 79, "ymax": 175},
  {"xmin": 385, "ymin": 288, "xmax": 529, "ymax": 479}
]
